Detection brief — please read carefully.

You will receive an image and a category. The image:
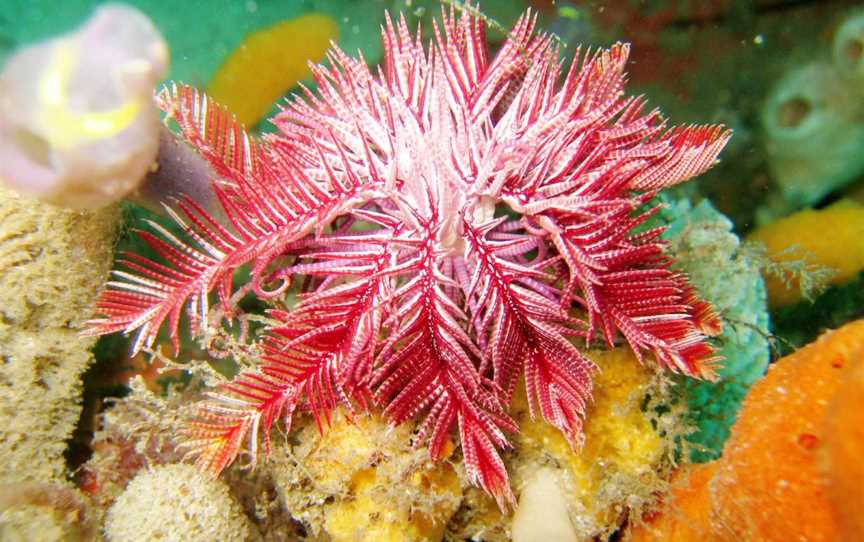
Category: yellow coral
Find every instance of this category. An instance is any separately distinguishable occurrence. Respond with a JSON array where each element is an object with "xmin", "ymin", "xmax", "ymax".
[
  {"xmin": 748, "ymin": 199, "xmax": 864, "ymax": 307},
  {"xmin": 271, "ymin": 412, "xmax": 462, "ymax": 542},
  {"xmin": 207, "ymin": 14, "xmax": 338, "ymax": 127}
]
